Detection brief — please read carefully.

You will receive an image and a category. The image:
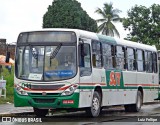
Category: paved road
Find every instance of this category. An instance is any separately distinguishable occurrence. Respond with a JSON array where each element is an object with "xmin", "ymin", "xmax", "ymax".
[
  {"xmin": 0, "ymin": 102, "xmax": 160, "ymax": 125},
  {"xmin": 0, "ymin": 104, "xmax": 32, "ymax": 115}
]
